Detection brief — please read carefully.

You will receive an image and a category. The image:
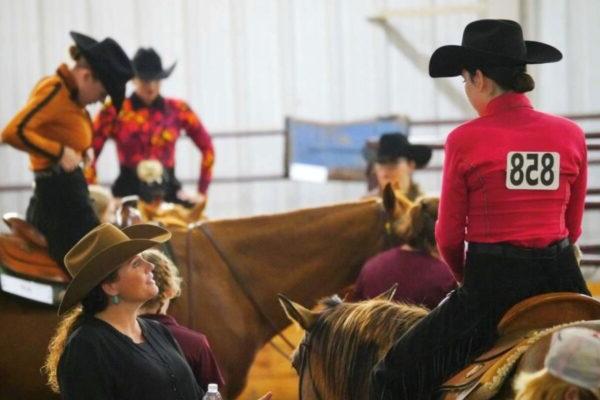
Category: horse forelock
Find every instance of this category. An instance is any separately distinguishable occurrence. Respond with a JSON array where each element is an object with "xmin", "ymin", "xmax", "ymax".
[{"xmin": 303, "ymin": 299, "xmax": 428, "ymax": 400}]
